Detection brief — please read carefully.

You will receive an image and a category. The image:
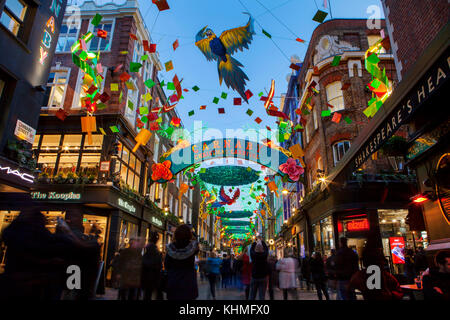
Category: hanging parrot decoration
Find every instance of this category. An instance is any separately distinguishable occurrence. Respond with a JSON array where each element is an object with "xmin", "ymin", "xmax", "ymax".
[{"xmin": 195, "ymin": 13, "xmax": 255, "ymax": 103}]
